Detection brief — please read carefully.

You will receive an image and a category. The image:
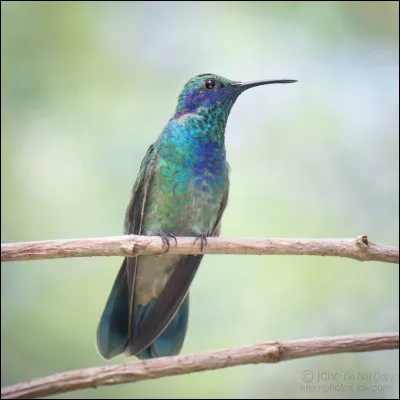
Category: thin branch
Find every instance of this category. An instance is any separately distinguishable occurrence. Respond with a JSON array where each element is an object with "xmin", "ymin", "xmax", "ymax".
[
  {"xmin": 1, "ymin": 333, "xmax": 398, "ymax": 399},
  {"xmin": 1, "ymin": 234, "xmax": 398, "ymax": 264}
]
